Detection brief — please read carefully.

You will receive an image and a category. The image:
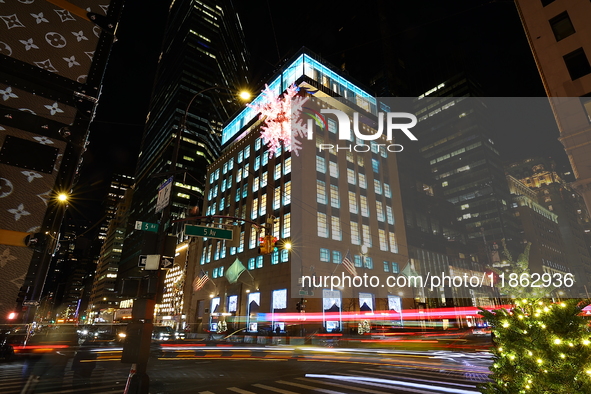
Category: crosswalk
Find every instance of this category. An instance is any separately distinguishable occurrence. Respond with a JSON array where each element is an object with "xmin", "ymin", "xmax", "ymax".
[
  {"xmin": 0, "ymin": 361, "xmax": 128, "ymax": 393},
  {"xmin": 216, "ymin": 366, "xmax": 488, "ymax": 394}
]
